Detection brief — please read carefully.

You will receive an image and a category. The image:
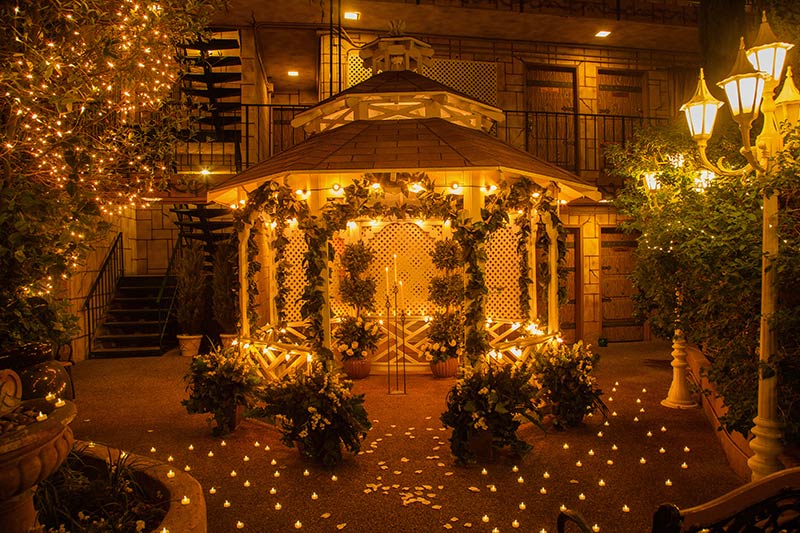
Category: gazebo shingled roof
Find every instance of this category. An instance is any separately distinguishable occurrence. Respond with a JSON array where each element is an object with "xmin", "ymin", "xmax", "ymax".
[{"xmin": 207, "ymin": 117, "xmax": 598, "ymax": 205}]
